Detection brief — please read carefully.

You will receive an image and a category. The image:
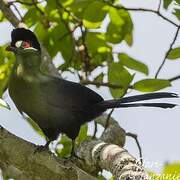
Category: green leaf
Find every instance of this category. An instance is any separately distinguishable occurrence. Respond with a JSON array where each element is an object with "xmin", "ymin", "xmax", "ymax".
[
  {"xmin": 94, "ymin": 73, "xmax": 104, "ymax": 87},
  {"xmin": 61, "ymin": 0, "xmax": 74, "ymax": 7},
  {"xmin": 48, "ymin": 23, "xmax": 74, "ymax": 59},
  {"xmin": 134, "ymin": 79, "xmax": 171, "ymax": 92},
  {"xmin": 173, "ymin": 9, "xmax": 180, "ymax": 20},
  {"xmin": 57, "ymin": 135, "xmax": 72, "ymax": 157},
  {"xmin": 34, "ymin": 22, "xmax": 48, "ymax": 41},
  {"xmin": 167, "ymin": 47, "xmax": 180, "ymax": 59},
  {"xmin": 69, "ymin": 0, "xmax": 94, "ymax": 19},
  {"xmin": 0, "ymin": 63, "xmax": 12, "ymax": 96},
  {"xmin": 106, "ymin": 8, "xmax": 133, "ymax": 44},
  {"xmin": 0, "ymin": 45, "xmax": 14, "ymax": 97},
  {"xmin": 98, "ymin": 175, "xmax": 106, "ymax": 180},
  {"xmin": 86, "ymin": 32, "xmax": 109, "ymax": 53},
  {"xmin": 76, "ymin": 124, "xmax": 88, "ymax": 144},
  {"xmin": 124, "ymin": 32, "xmax": 133, "ymax": 46},
  {"xmin": 163, "ymin": 0, "xmax": 173, "ymax": 9},
  {"xmin": 25, "ymin": 117, "xmax": 46, "ymax": 138},
  {"xmin": 0, "ymin": 98, "xmax": 10, "ymax": 110},
  {"xmin": 23, "ymin": 8, "xmax": 41, "ymax": 27},
  {"xmin": 0, "ymin": 11, "xmax": 5, "ymax": 22},
  {"xmin": 118, "ymin": 53, "xmax": 148, "ymax": 75},
  {"xmin": 86, "ymin": 32, "xmax": 112, "ymax": 69},
  {"xmin": 83, "ymin": 1, "xmax": 107, "ymax": 28},
  {"xmin": 108, "ymin": 62, "xmax": 133, "ymax": 98}
]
